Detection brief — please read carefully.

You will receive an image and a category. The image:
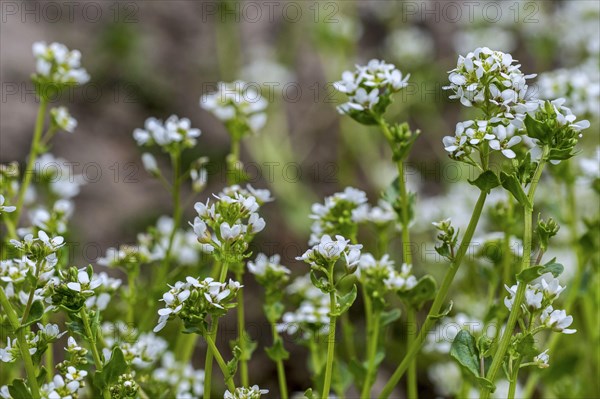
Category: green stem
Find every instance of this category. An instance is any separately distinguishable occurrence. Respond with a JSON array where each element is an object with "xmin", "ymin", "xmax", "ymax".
[
  {"xmin": 271, "ymin": 324, "xmax": 289, "ymax": 399},
  {"xmin": 406, "ymin": 307, "xmax": 418, "ymax": 399},
  {"xmin": 361, "ymin": 307, "xmax": 381, "ymax": 399},
  {"xmin": 22, "ymin": 260, "xmax": 44, "ymax": 322},
  {"xmin": 13, "ymin": 99, "xmax": 47, "ymax": 233},
  {"xmin": 480, "ymin": 146, "xmax": 549, "ymax": 399},
  {"xmin": 126, "ymin": 266, "xmax": 138, "ymax": 325},
  {"xmin": 379, "ymin": 190, "xmax": 488, "ymax": 398},
  {"xmin": 227, "ymin": 137, "xmax": 241, "ymax": 185},
  {"xmin": 204, "ymin": 334, "xmax": 236, "ymax": 392},
  {"xmin": 508, "ymin": 356, "xmax": 522, "ymax": 399},
  {"xmin": 203, "ymin": 261, "xmax": 230, "ymax": 398},
  {"xmin": 42, "ymin": 313, "xmax": 53, "ymax": 383},
  {"xmin": 80, "ymin": 309, "xmax": 110, "ymax": 399},
  {"xmin": 236, "ymin": 271, "xmax": 249, "ymax": 387},
  {"xmin": 322, "ymin": 288, "xmax": 338, "ymax": 399},
  {"xmin": 0, "ymin": 287, "xmax": 41, "ymax": 398}
]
